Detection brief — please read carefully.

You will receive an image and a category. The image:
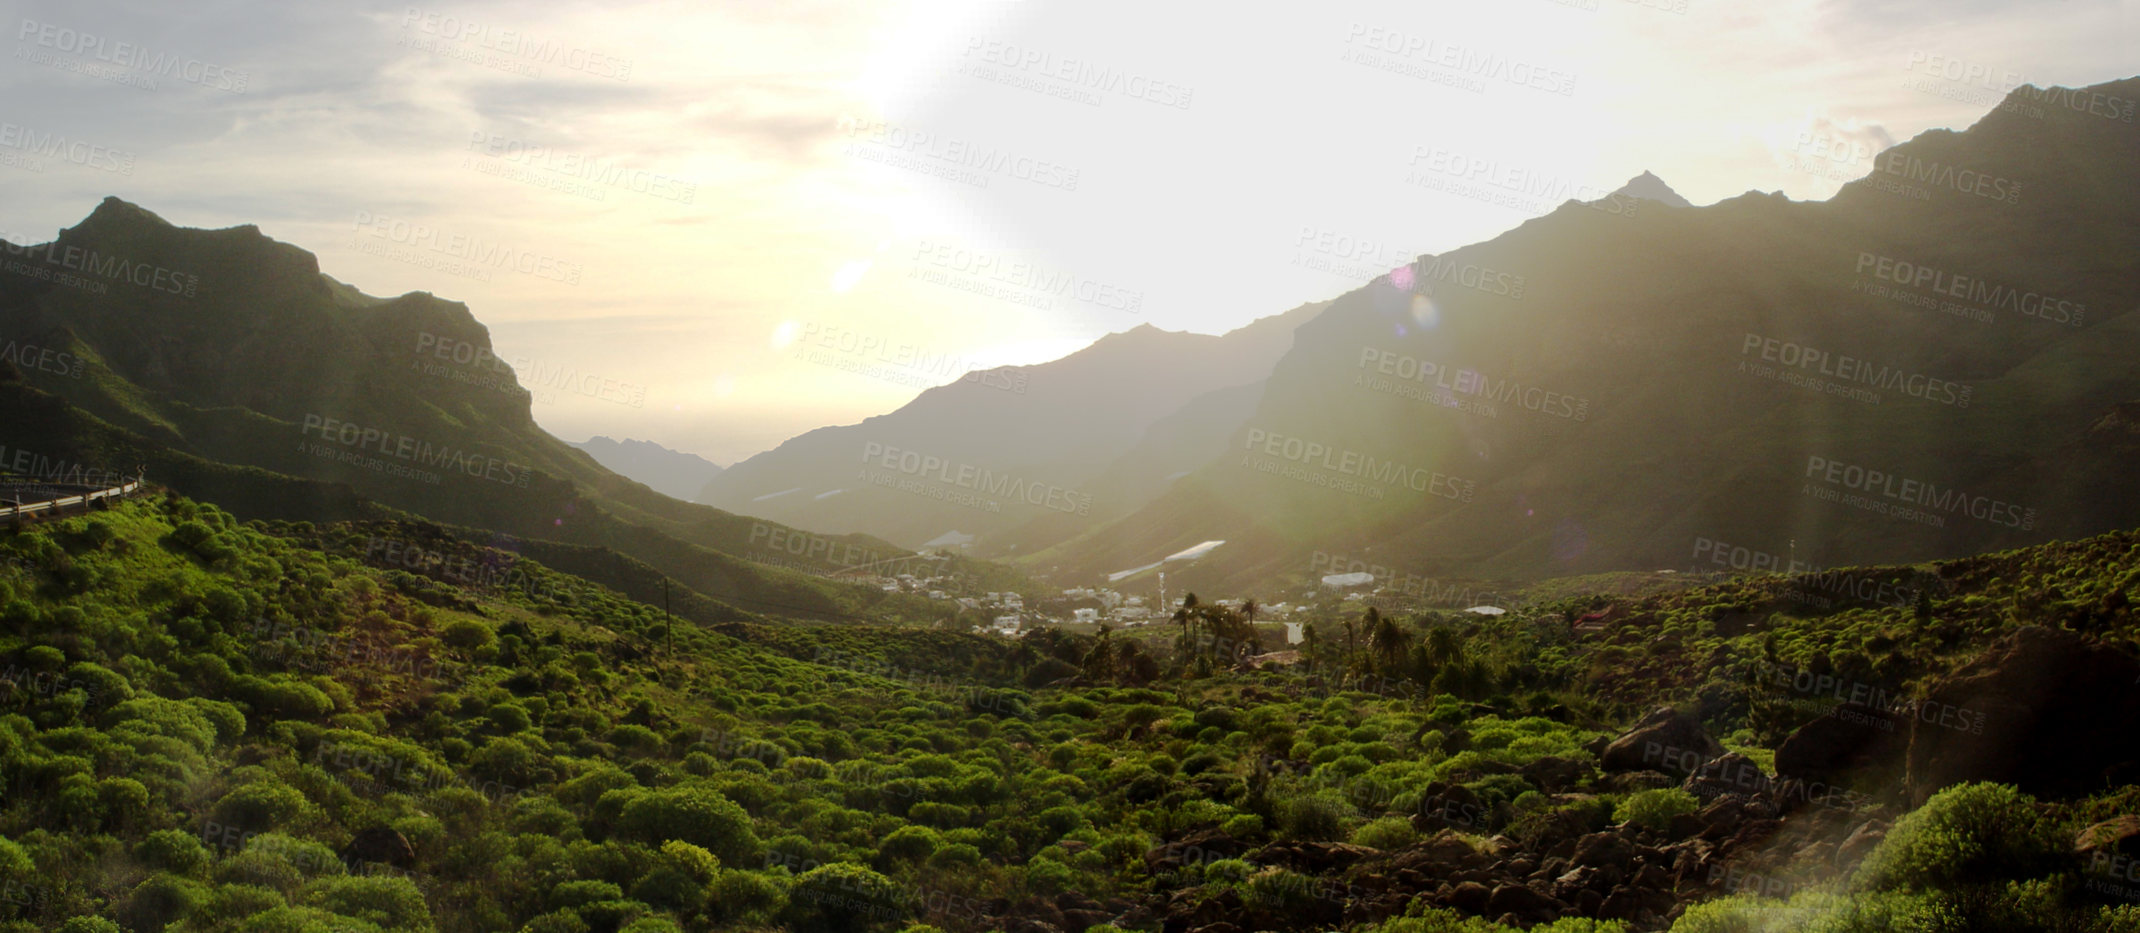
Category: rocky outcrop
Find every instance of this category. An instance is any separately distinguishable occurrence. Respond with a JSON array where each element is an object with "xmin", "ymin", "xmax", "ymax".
[
  {"xmin": 1904, "ymin": 626, "xmax": 2140, "ymax": 804},
  {"xmin": 1602, "ymin": 708, "xmax": 1722, "ymax": 776},
  {"xmin": 1775, "ymin": 705, "xmax": 1905, "ymax": 785},
  {"xmin": 339, "ymin": 826, "xmax": 415, "ymax": 868}
]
